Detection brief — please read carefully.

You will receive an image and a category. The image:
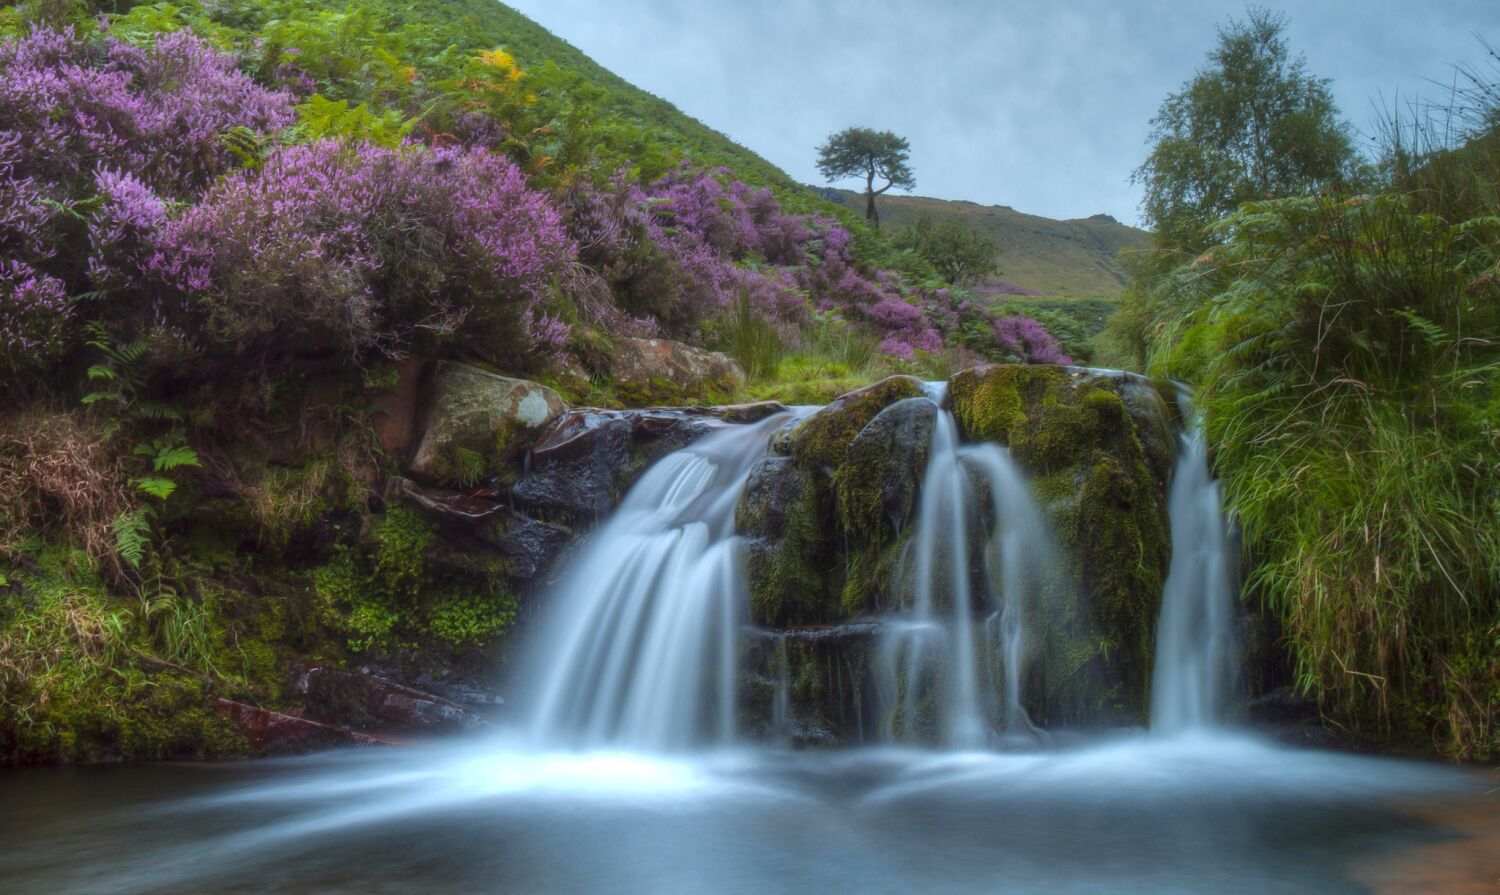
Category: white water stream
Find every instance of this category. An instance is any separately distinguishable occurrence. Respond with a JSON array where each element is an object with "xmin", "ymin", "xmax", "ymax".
[
  {"xmin": 2, "ymin": 385, "xmax": 1485, "ymax": 895},
  {"xmin": 1151, "ymin": 398, "xmax": 1240, "ymax": 733}
]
